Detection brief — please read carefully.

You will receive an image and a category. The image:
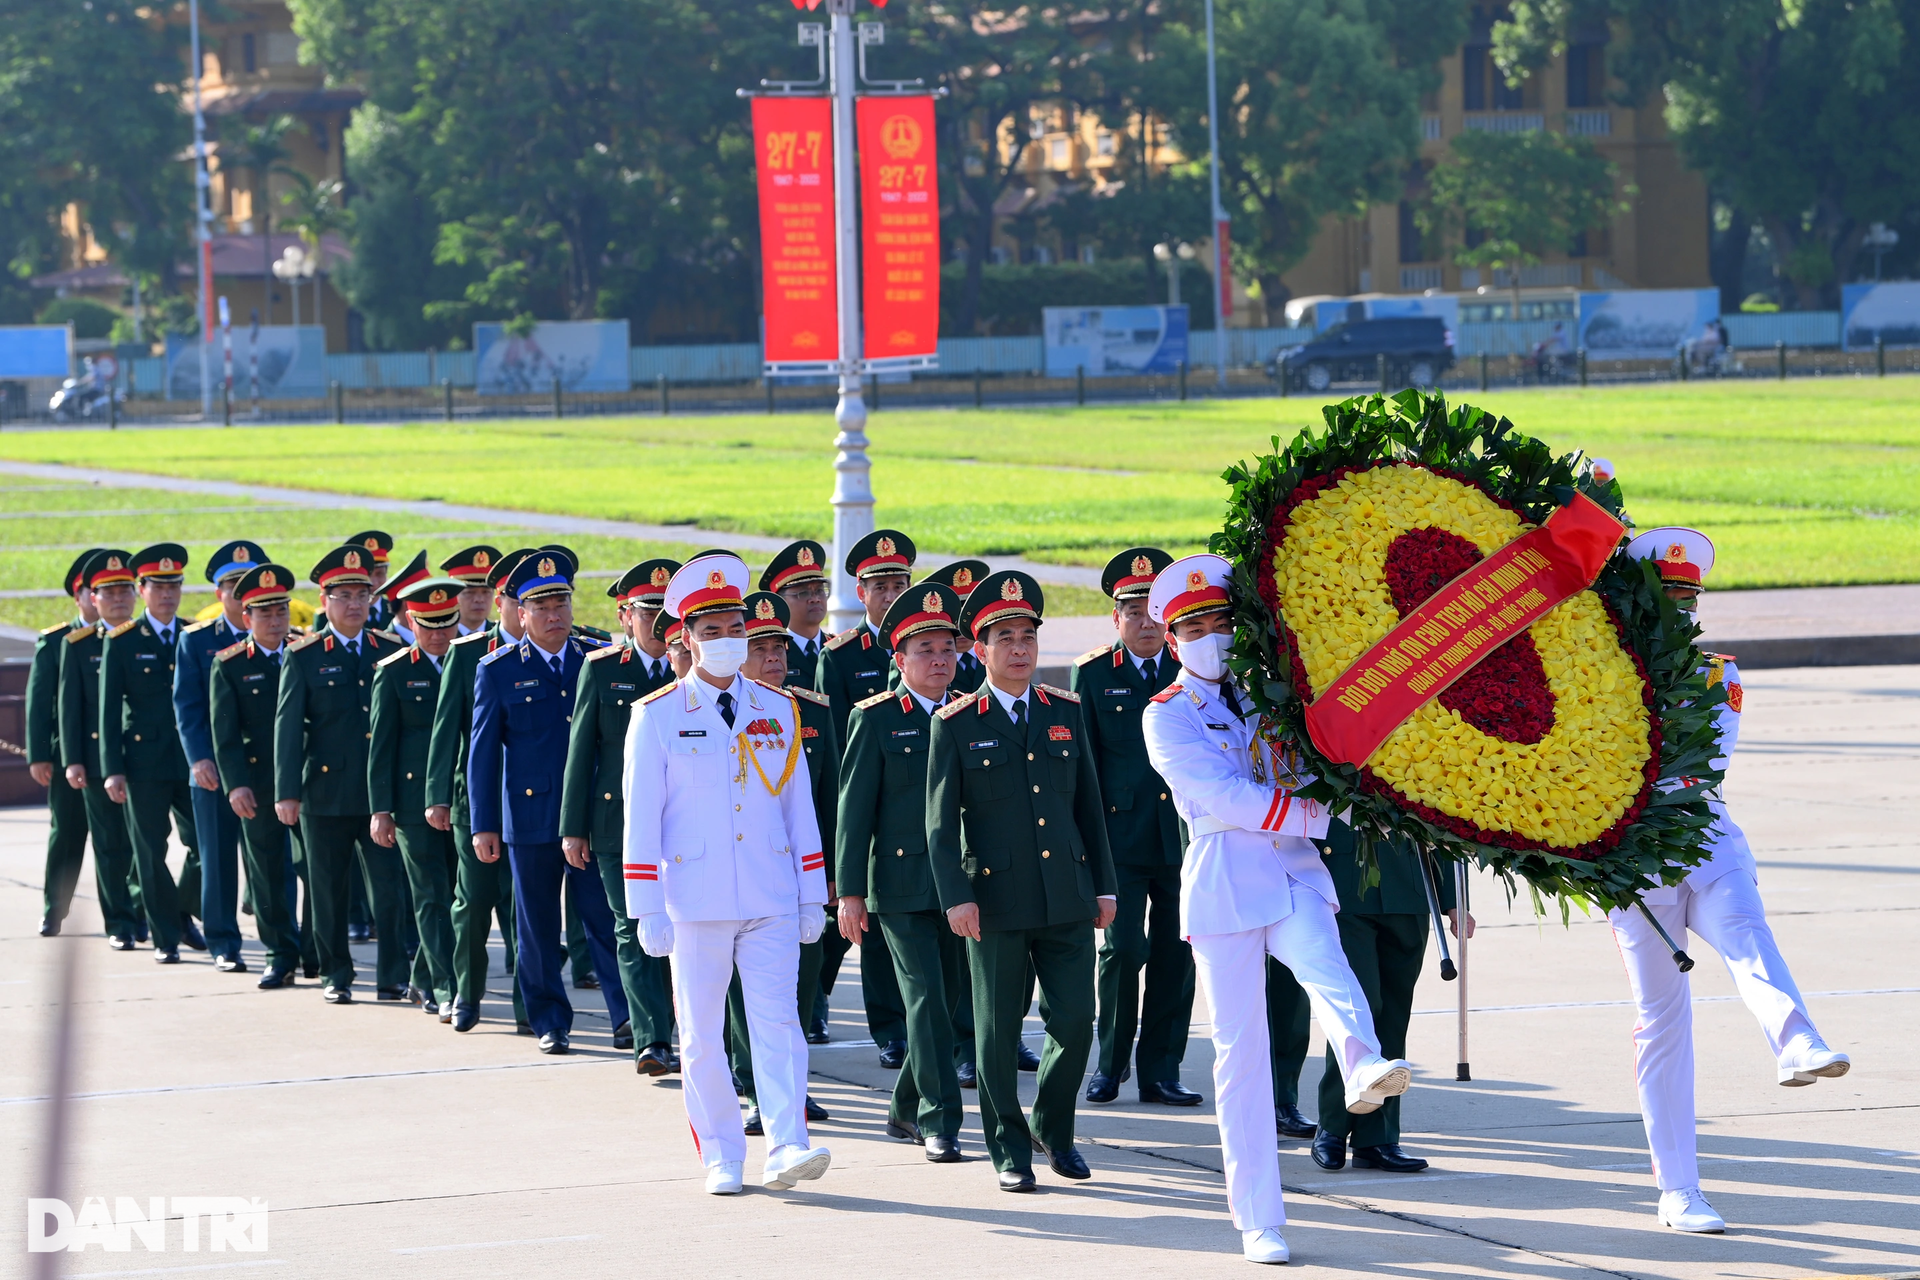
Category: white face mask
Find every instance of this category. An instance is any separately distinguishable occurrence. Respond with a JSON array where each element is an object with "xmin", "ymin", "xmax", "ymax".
[
  {"xmin": 1176, "ymin": 631, "xmax": 1232, "ymax": 683},
  {"xmin": 694, "ymin": 635, "xmax": 747, "ymax": 679}
]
